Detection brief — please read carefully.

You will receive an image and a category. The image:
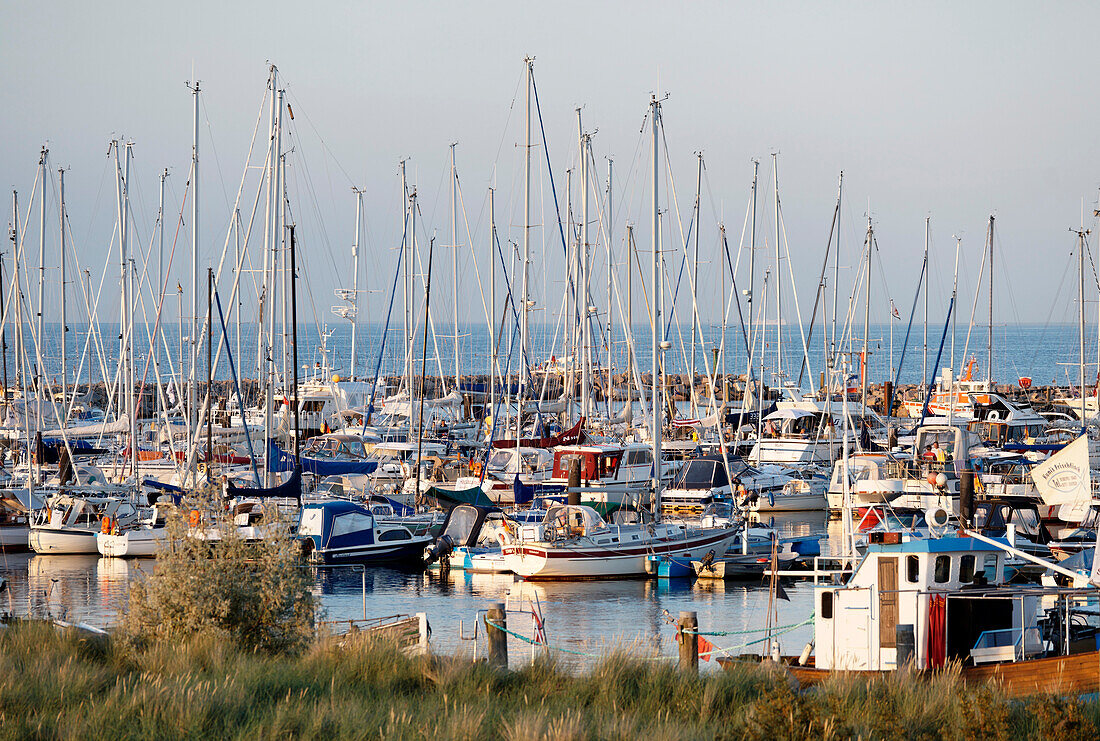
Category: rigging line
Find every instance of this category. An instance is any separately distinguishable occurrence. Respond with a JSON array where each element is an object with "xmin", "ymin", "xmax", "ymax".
[
  {"xmin": 408, "ymin": 197, "xmax": 448, "ymax": 385},
  {"xmin": 281, "ymin": 87, "xmax": 356, "ymax": 187},
  {"xmin": 960, "ymin": 233, "xmax": 989, "ymax": 370},
  {"xmin": 454, "ymin": 175, "xmax": 491, "ymax": 329},
  {"xmin": 892, "ymin": 251, "xmax": 927, "ymax": 391},
  {"xmin": 205, "ymin": 79, "xmax": 271, "ymax": 318},
  {"xmin": 199, "ymin": 93, "xmax": 234, "ymax": 214},
  {"xmin": 213, "ymin": 285, "xmax": 262, "ymax": 485},
  {"xmin": 796, "ymin": 194, "xmax": 840, "ymax": 388},
  {"xmin": 282, "ymin": 133, "xmax": 342, "ymax": 280},
  {"xmin": 363, "ymin": 231, "xmax": 404, "ymax": 427},
  {"xmin": 79, "ymin": 150, "xmax": 112, "ymax": 247},
  {"xmin": 774, "ymin": 194, "xmax": 816, "ymax": 394}
]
